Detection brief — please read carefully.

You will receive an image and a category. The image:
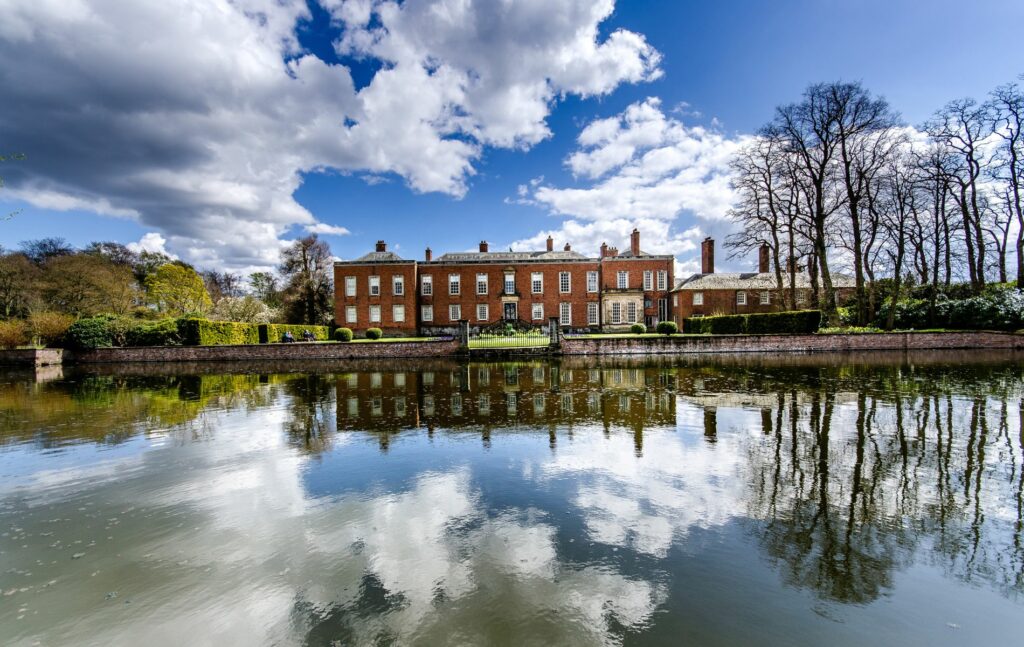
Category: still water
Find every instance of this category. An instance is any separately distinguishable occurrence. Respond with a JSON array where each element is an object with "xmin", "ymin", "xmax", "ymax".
[{"xmin": 1, "ymin": 352, "xmax": 1023, "ymax": 646}]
